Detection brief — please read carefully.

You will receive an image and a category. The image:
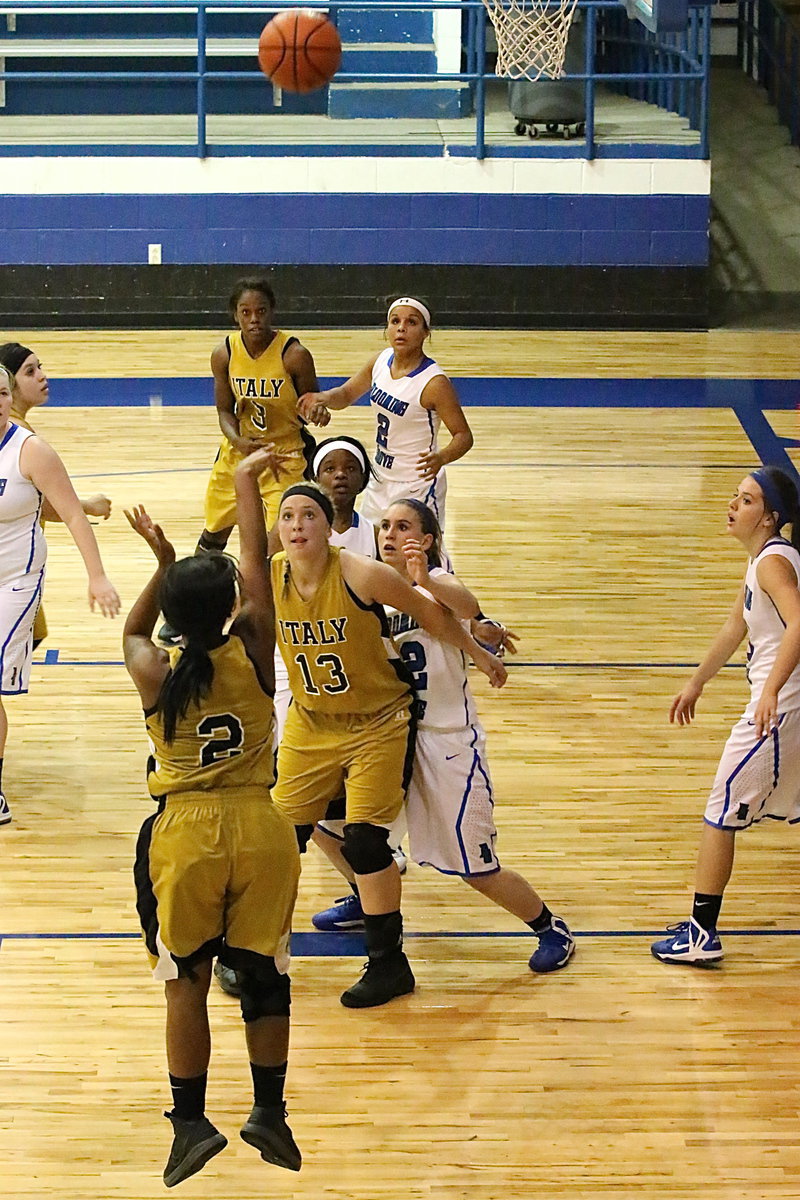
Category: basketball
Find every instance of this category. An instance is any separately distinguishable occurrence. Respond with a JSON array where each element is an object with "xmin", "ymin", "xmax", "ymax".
[{"xmin": 258, "ymin": 9, "xmax": 342, "ymax": 94}]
